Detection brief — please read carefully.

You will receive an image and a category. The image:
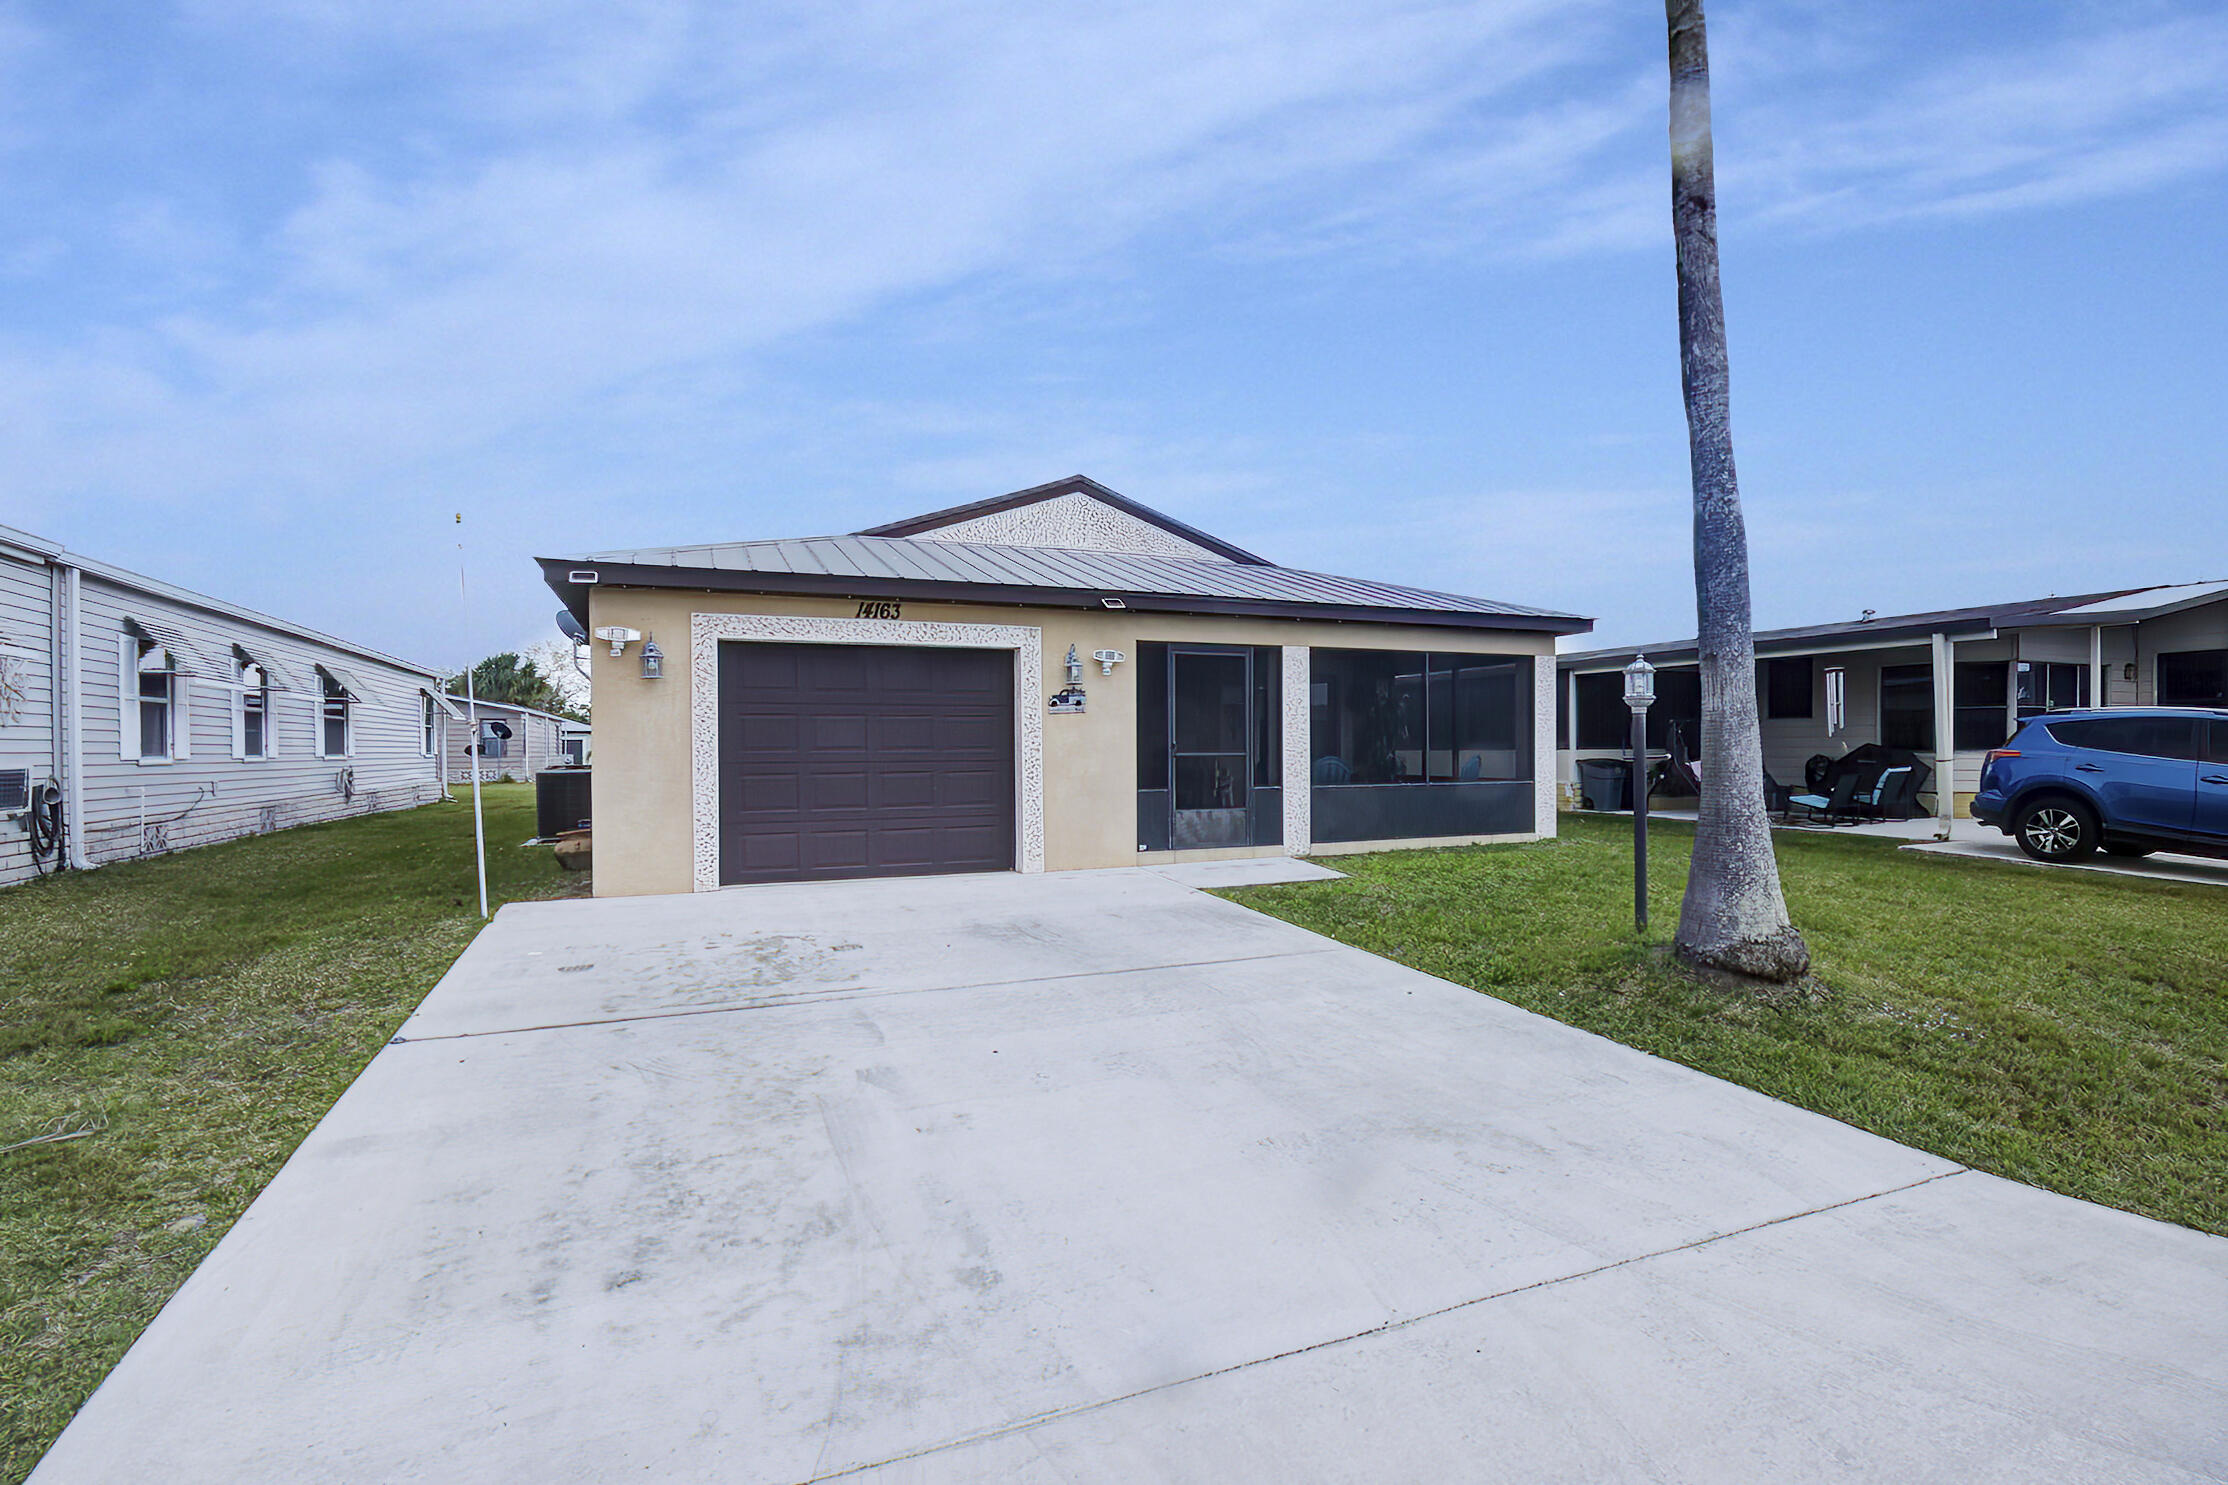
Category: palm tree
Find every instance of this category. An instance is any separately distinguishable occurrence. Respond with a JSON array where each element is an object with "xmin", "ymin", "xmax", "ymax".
[{"xmin": 1664, "ymin": 0, "xmax": 1809, "ymax": 981}]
